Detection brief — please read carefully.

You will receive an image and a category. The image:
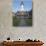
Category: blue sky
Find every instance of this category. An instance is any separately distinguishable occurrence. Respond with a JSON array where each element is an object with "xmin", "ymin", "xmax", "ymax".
[{"xmin": 12, "ymin": 0, "xmax": 32, "ymax": 12}]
